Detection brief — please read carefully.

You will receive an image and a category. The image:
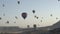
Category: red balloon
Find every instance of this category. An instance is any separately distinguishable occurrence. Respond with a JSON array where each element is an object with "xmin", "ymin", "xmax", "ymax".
[{"xmin": 21, "ymin": 12, "xmax": 27, "ymax": 19}]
